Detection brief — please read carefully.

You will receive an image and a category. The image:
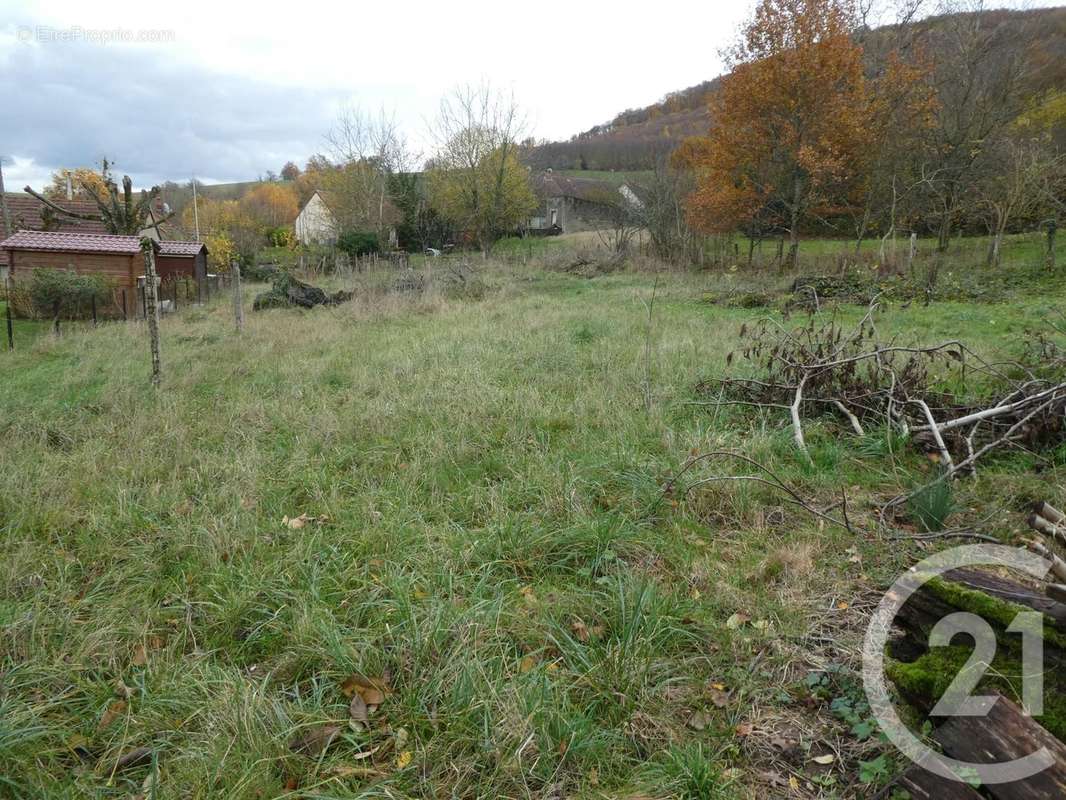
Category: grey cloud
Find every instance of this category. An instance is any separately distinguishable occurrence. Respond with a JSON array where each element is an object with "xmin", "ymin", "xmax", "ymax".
[{"xmin": 0, "ymin": 40, "xmax": 340, "ymax": 185}]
